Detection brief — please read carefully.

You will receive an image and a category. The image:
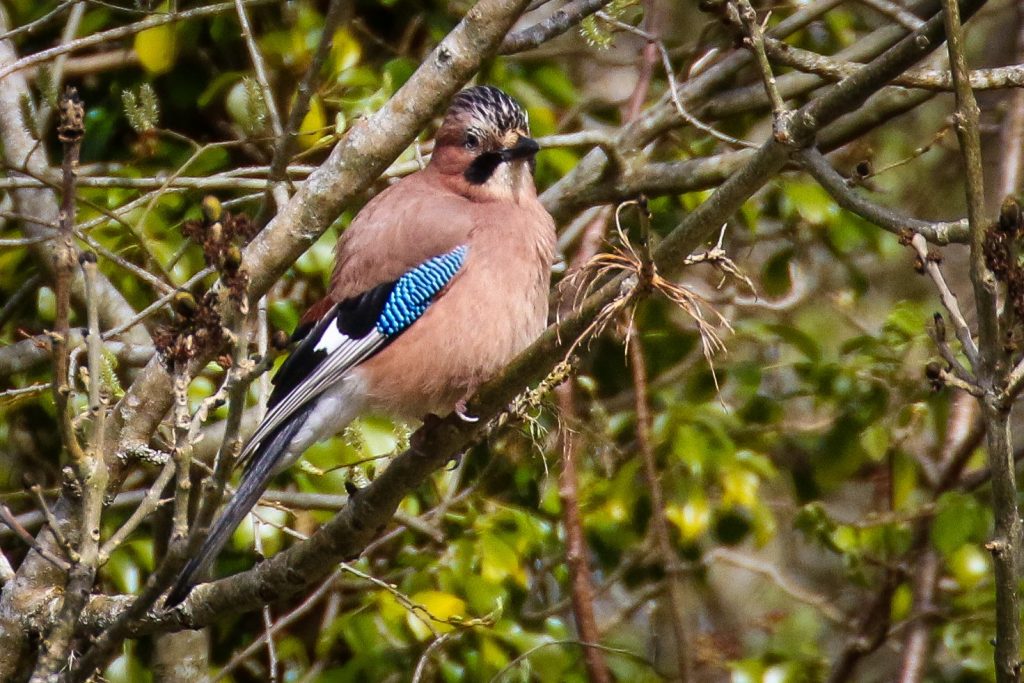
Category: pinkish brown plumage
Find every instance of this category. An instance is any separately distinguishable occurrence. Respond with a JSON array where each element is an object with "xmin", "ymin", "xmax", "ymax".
[
  {"xmin": 335, "ymin": 157, "xmax": 554, "ymax": 417},
  {"xmin": 166, "ymin": 85, "xmax": 556, "ymax": 607}
]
